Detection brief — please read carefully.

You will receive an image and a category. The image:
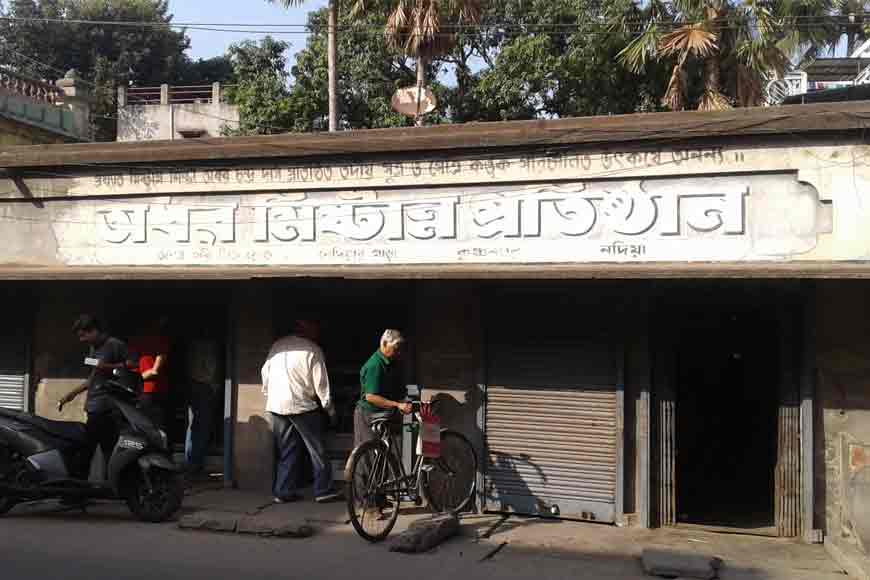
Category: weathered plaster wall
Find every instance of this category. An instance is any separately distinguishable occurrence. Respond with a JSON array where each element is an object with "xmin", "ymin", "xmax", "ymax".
[
  {"xmin": 117, "ymin": 103, "xmax": 240, "ymax": 142},
  {"xmin": 31, "ymin": 283, "xmax": 108, "ymax": 421},
  {"xmin": 816, "ymin": 281, "xmax": 870, "ymax": 560},
  {"xmin": 415, "ymin": 281, "xmax": 485, "ymax": 472},
  {"xmin": 232, "ymin": 282, "xmax": 275, "ymax": 491},
  {"xmin": 0, "ymin": 117, "xmax": 70, "ymax": 146}
]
